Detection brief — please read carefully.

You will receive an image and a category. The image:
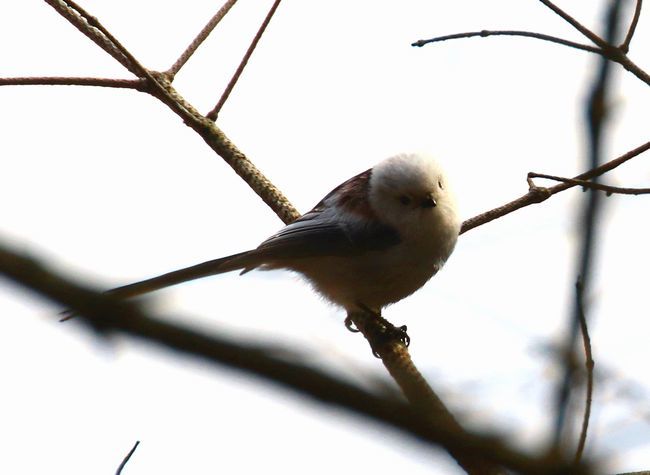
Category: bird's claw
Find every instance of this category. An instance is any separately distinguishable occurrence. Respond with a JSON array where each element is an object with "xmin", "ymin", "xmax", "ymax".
[
  {"xmin": 346, "ymin": 307, "xmax": 410, "ymax": 358},
  {"xmin": 344, "ymin": 315, "xmax": 360, "ymax": 333},
  {"xmin": 370, "ymin": 323, "xmax": 410, "ymax": 358}
]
